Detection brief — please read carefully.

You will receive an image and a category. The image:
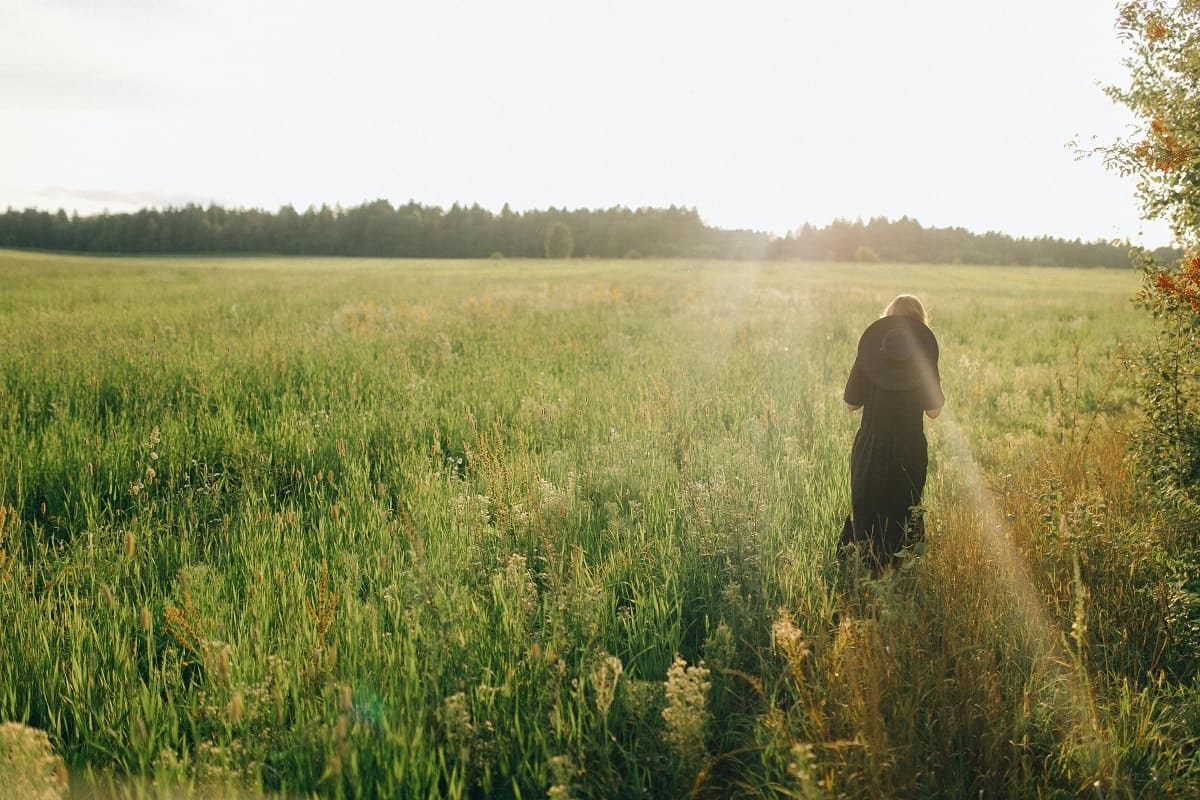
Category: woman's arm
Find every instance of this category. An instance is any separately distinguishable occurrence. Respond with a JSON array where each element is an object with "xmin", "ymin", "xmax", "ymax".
[
  {"xmin": 924, "ymin": 370, "xmax": 944, "ymax": 419},
  {"xmin": 844, "ymin": 359, "xmax": 865, "ymax": 411}
]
